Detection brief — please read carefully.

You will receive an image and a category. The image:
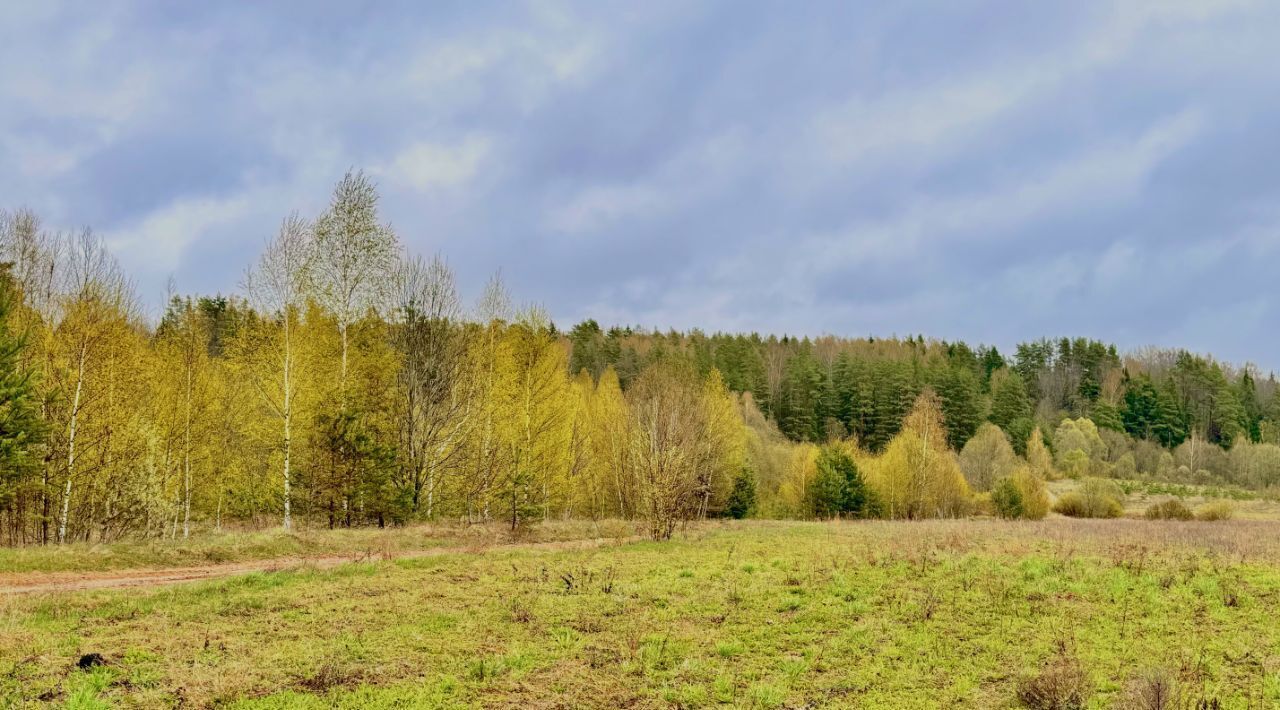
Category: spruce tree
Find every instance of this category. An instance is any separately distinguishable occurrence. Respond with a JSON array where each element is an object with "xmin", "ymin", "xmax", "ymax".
[
  {"xmin": 990, "ymin": 370, "xmax": 1031, "ymax": 424},
  {"xmin": 0, "ymin": 267, "xmax": 44, "ymax": 519},
  {"xmin": 808, "ymin": 446, "xmax": 871, "ymax": 519},
  {"xmin": 936, "ymin": 368, "xmax": 982, "ymax": 450},
  {"xmin": 725, "ymin": 468, "xmax": 757, "ymax": 519}
]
